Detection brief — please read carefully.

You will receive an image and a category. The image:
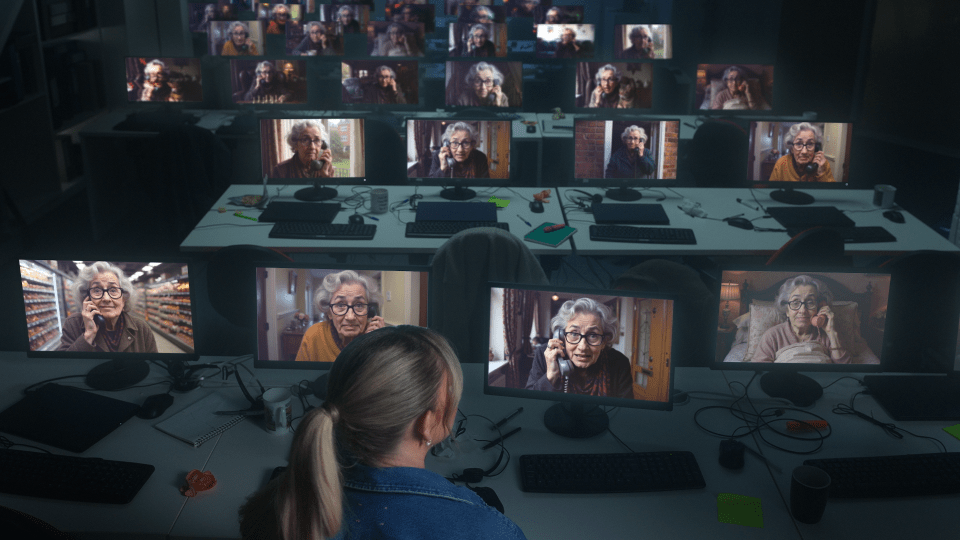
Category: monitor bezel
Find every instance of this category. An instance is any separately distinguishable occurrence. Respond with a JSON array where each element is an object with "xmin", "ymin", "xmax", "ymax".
[
  {"xmin": 483, "ymin": 281, "xmax": 677, "ymax": 412},
  {"xmin": 695, "ymin": 63, "xmax": 776, "ymax": 115},
  {"xmin": 571, "ymin": 116, "xmax": 684, "ymax": 189},
  {"xmin": 260, "ymin": 115, "xmax": 368, "ymax": 183},
  {"xmin": 747, "ymin": 120, "xmax": 854, "ymax": 192}
]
